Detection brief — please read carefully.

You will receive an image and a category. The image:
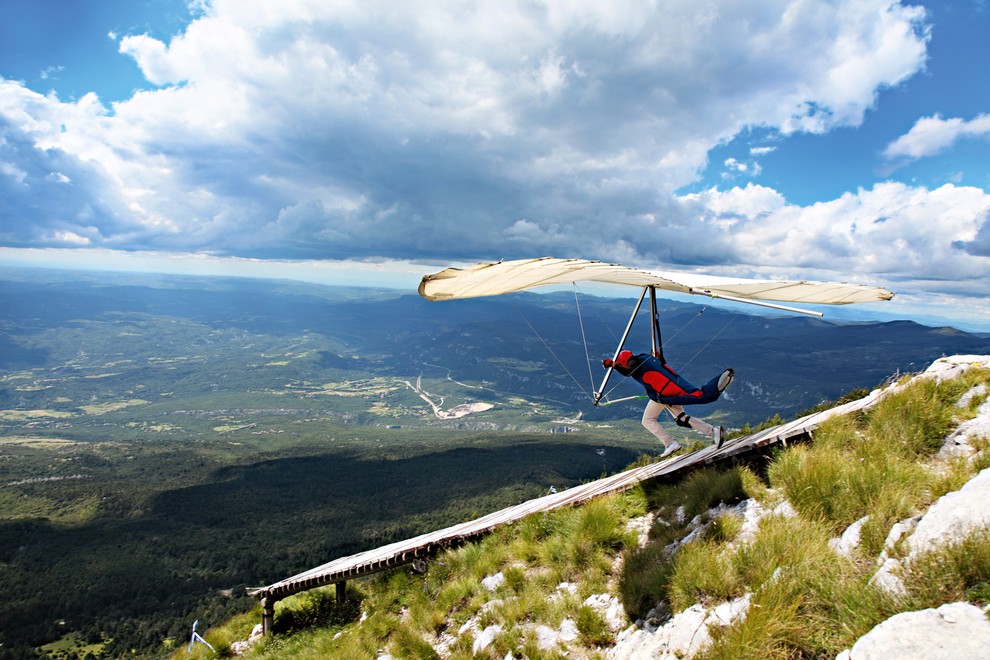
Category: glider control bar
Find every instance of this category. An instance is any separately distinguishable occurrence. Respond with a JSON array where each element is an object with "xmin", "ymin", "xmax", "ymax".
[
  {"xmin": 593, "ymin": 284, "xmax": 677, "ymax": 406},
  {"xmin": 593, "ymin": 286, "xmax": 649, "ymax": 406}
]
